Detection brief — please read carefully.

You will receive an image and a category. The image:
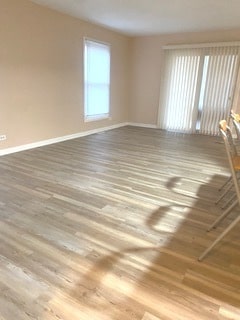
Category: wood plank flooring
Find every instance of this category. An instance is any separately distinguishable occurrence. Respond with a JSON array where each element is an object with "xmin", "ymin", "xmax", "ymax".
[{"xmin": 0, "ymin": 126, "xmax": 240, "ymax": 320}]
